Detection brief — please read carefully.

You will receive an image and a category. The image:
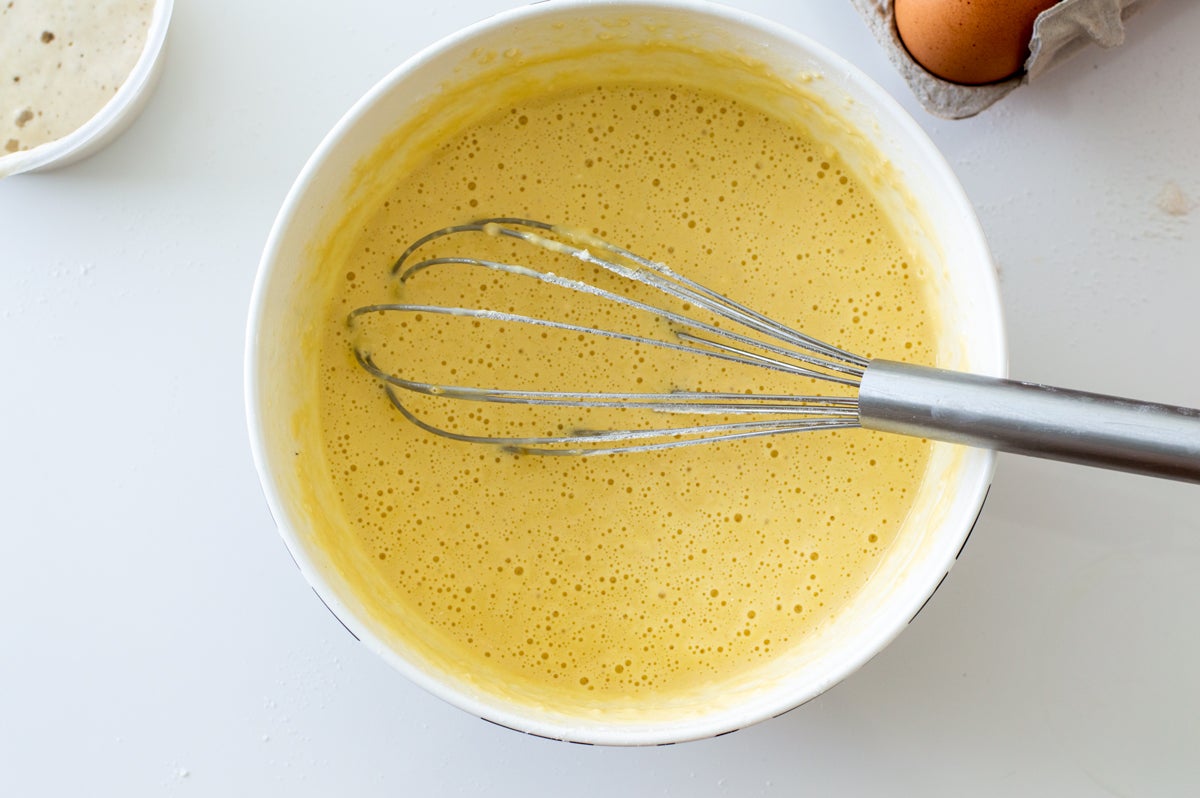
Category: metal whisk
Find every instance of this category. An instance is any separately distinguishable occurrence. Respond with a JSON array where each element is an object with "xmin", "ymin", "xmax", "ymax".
[{"xmin": 348, "ymin": 218, "xmax": 1200, "ymax": 483}]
